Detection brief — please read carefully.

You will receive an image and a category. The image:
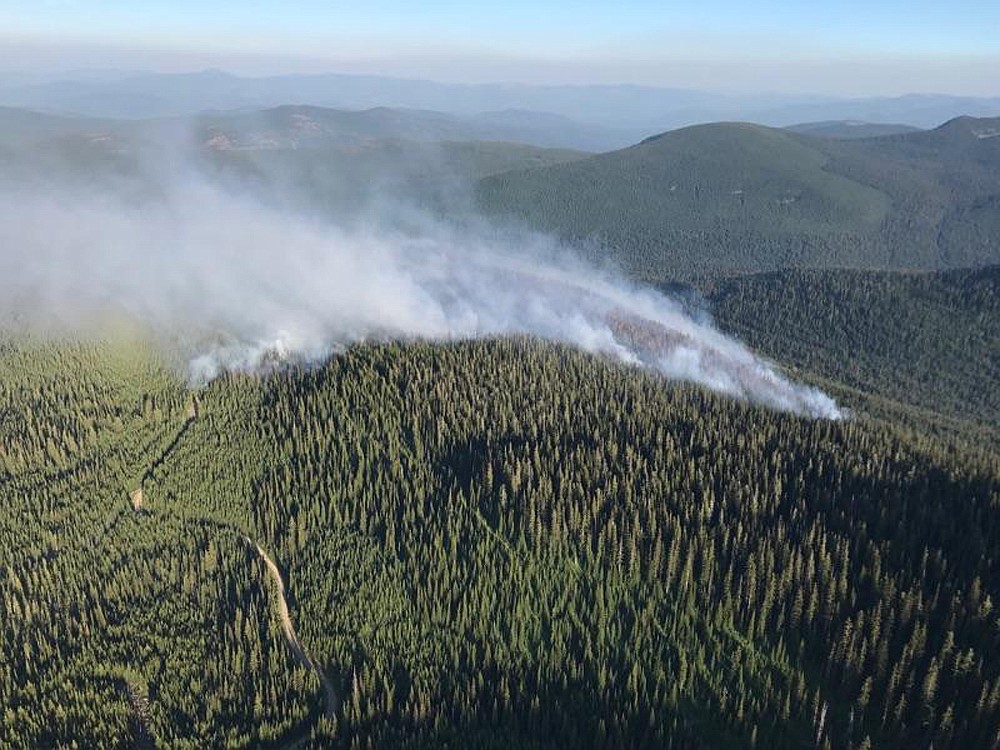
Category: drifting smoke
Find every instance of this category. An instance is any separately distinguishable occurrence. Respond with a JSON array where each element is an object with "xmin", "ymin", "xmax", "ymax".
[{"xmin": 0, "ymin": 177, "xmax": 842, "ymax": 419}]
